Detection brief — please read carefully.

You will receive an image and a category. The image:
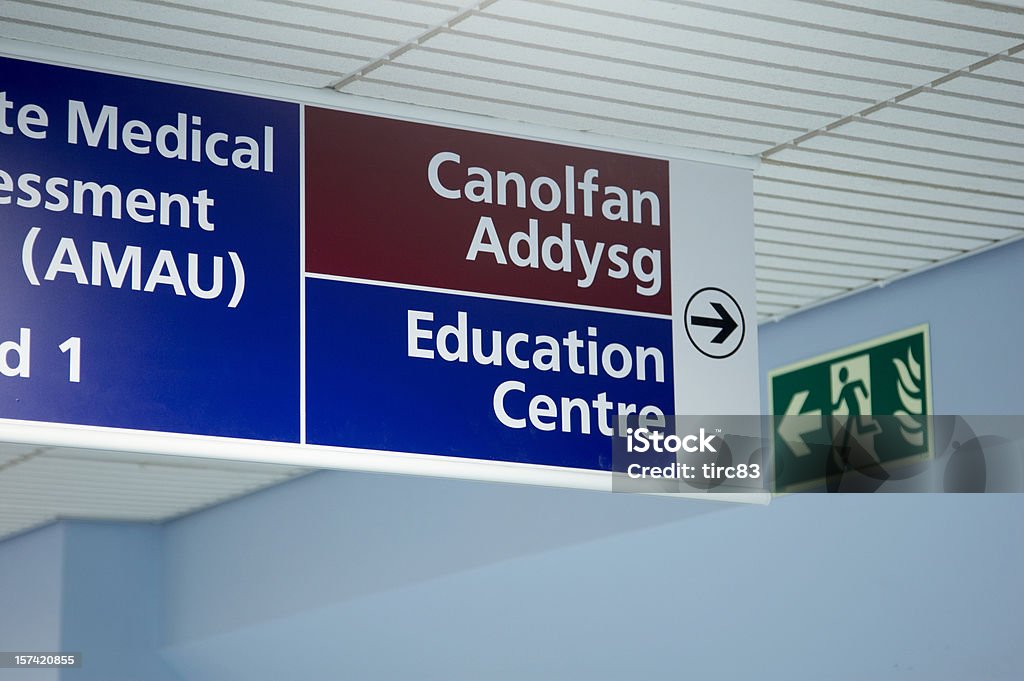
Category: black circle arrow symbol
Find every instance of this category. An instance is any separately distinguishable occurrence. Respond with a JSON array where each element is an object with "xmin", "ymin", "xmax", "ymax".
[
  {"xmin": 683, "ymin": 287, "xmax": 745, "ymax": 359},
  {"xmin": 689, "ymin": 302, "xmax": 738, "ymax": 344}
]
